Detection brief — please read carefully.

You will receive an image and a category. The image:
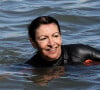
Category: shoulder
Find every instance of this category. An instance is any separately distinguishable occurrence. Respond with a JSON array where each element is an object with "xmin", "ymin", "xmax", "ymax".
[
  {"xmin": 62, "ymin": 44, "xmax": 93, "ymax": 49},
  {"xmin": 25, "ymin": 52, "xmax": 40, "ymax": 65},
  {"xmin": 62, "ymin": 44, "xmax": 89, "ymax": 47},
  {"xmin": 62, "ymin": 44, "xmax": 95, "ymax": 54}
]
